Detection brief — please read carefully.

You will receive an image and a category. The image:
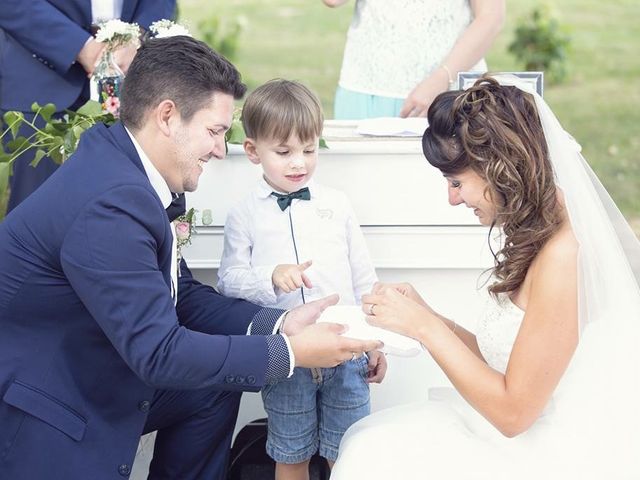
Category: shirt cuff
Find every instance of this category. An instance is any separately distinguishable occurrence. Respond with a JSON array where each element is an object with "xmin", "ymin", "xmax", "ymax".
[
  {"xmin": 248, "ymin": 307, "xmax": 286, "ymax": 335},
  {"xmin": 264, "ymin": 334, "xmax": 295, "ymax": 381}
]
